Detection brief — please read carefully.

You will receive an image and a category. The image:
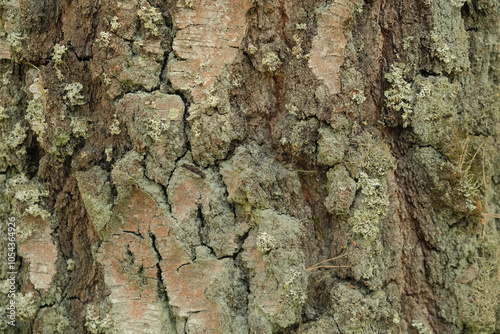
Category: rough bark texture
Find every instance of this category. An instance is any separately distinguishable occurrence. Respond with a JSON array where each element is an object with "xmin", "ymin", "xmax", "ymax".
[{"xmin": 1, "ymin": 0, "xmax": 499, "ymax": 333}]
